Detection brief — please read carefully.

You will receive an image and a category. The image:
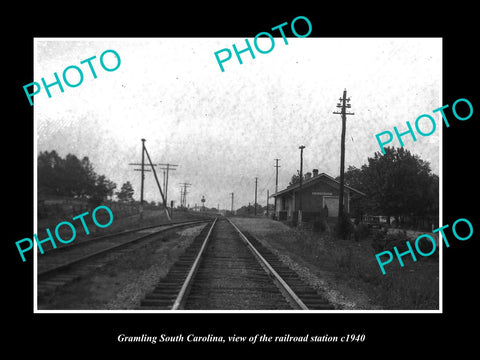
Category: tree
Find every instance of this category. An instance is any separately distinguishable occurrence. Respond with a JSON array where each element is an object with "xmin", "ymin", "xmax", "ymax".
[
  {"xmin": 116, "ymin": 181, "xmax": 135, "ymax": 202},
  {"xmin": 89, "ymin": 175, "xmax": 117, "ymax": 207},
  {"xmin": 80, "ymin": 156, "xmax": 98, "ymax": 196},
  {"xmin": 62, "ymin": 154, "xmax": 96, "ymax": 197},
  {"xmin": 38, "ymin": 151, "xmax": 116, "ymax": 202},
  {"xmin": 341, "ymin": 165, "xmax": 376, "ymax": 219},
  {"xmin": 288, "ymin": 170, "xmax": 301, "ymax": 186},
  {"xmin": 343, "ymin": 165, "xmax": 367, "ymax": 191},
  {"xmin": 38, "ymin": 150, "xmax": 63, "ymax": 196},
  {"xmin": 235, "ymin": 203, "xmax": 255, "ymax": 216},
  {"xmin": 356, "ymin": 146, "xmax": 438, "ymax": 226}
]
